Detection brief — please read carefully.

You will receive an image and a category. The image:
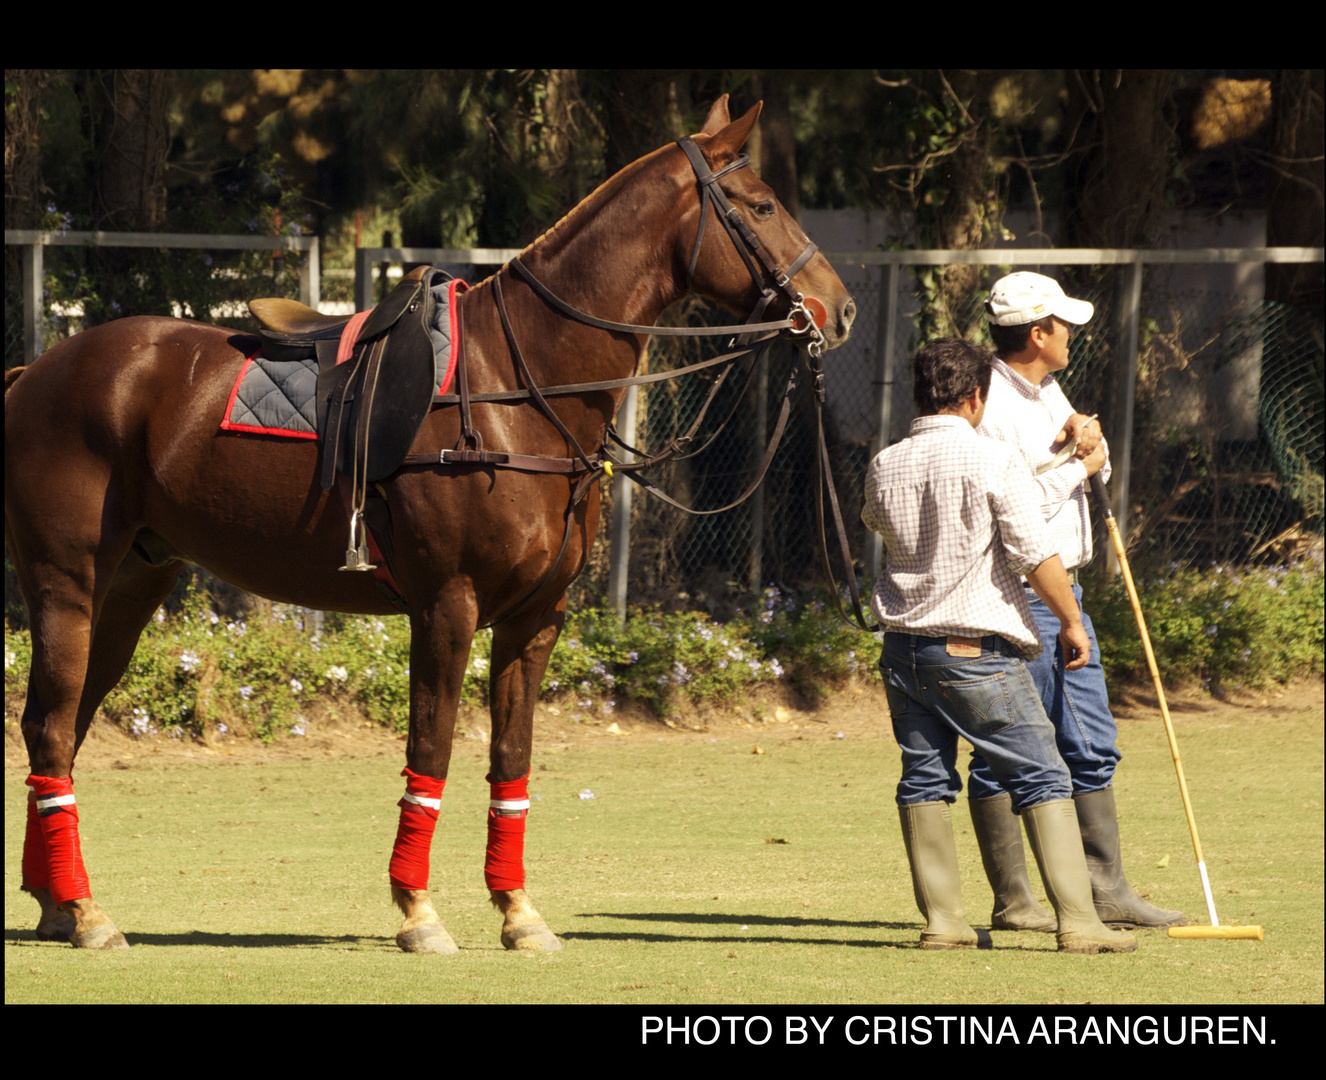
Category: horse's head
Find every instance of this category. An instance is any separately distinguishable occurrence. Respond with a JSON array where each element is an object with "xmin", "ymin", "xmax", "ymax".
[{"xmin": 677, "ymin": 96, "xmax": 855, "ymax": 352}]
